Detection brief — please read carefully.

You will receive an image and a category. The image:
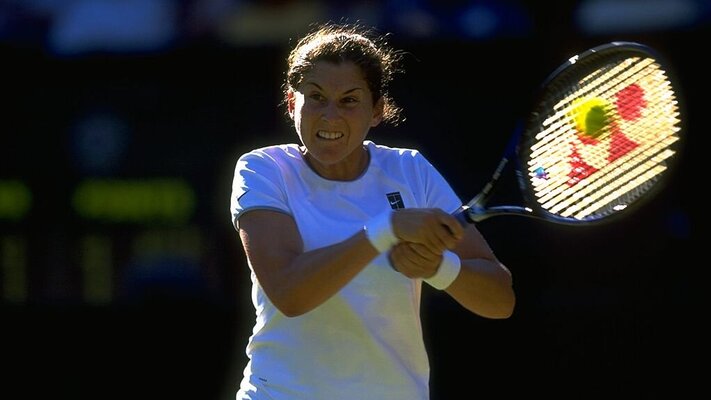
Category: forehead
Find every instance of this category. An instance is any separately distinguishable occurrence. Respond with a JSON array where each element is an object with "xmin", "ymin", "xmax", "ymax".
[{"xmin": 300, "ymin": 61, "xmax": 369, "ymax": 93}]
